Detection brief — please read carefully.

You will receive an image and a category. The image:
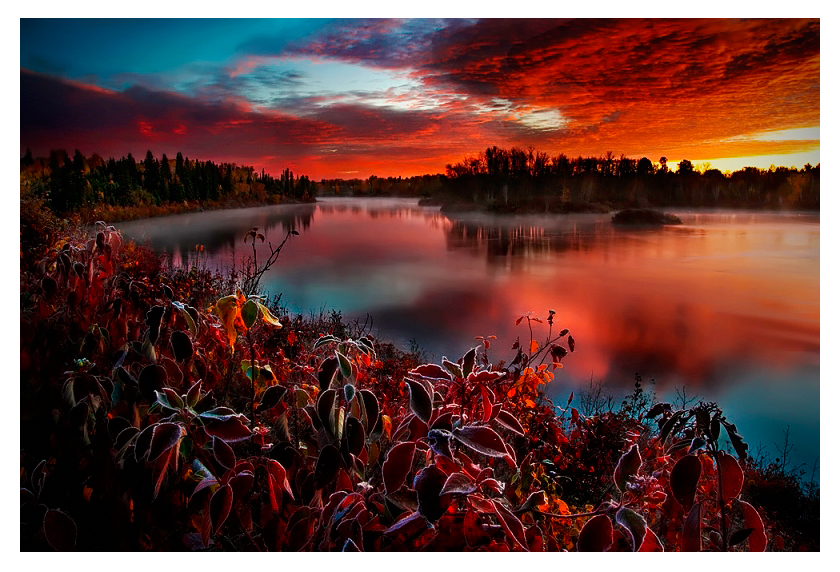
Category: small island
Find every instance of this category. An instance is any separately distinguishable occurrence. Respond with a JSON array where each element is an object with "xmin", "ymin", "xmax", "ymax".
[{"xmin": 611, "ymin": 208, "xmax": 683, "ymax": 225}]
